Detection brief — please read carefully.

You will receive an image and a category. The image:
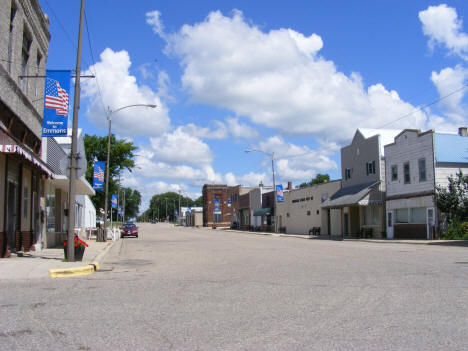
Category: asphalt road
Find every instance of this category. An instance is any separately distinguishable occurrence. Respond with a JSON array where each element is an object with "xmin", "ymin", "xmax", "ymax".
[{"xmin": 1, "ymin": 223, "xmax": 467, "ymax": 350}]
